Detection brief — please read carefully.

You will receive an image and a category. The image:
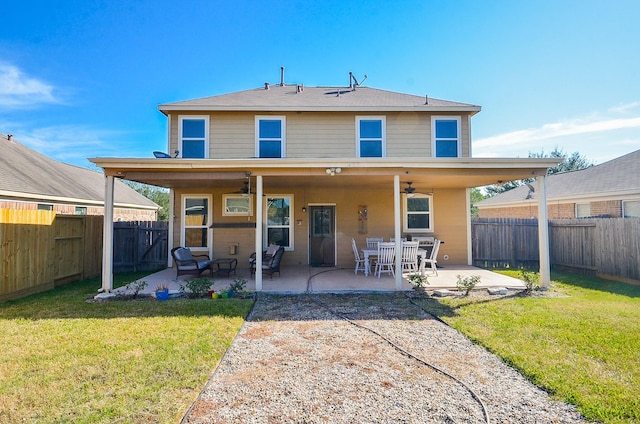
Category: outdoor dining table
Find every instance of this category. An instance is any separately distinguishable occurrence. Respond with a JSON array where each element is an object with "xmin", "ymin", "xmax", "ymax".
[{"xmin": 361, "ymin": 248, "xmax": 428, "ymax": 277}]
